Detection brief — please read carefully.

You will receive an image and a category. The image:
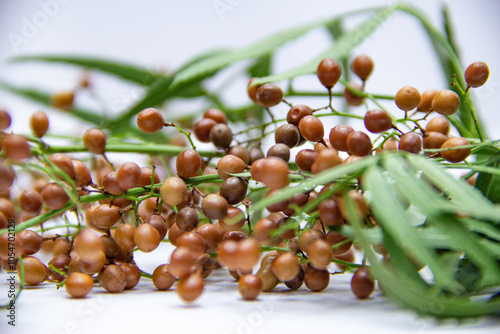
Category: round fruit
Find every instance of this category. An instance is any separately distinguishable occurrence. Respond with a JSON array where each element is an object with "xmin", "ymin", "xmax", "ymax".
[
  {"xmin": 209, "ymin": 123, "xmax": 233, "ymax": 150},
  {"xmin": 152, "ymin": 264, "xmax": 175, "ymax": 290},
  {"xmin": 0, "ymin": 110, "xmax": 11, "ymax": 130},
  {"xmin": 2, "ymin": 135, "xmax": 31, "ymax": 160},
  {"xmin": 351, "ymin": 54, "xmax": 374, "ymax": 81},
  {"xmin": 238, "ymin": 275, "xmax": 262, "ymax": 301},
  {"xmin": 275, "ymin": 124, "xmax": 300, "ymax": 148},
  {"xmin": 286, "ymin": 105, "xmax": 313, "ymax": 126},
  {"xmin": 193, "ymin": 118, "xmax": 217, "ymax": 143},
  {"xmin": 177, "ymin": 149, "xmax": 202, "ymax": 178},
  {"xmin": 465, "ymin": 61, "xmax": 489, "ymax": 88},
  {"xmin": 176, "ymin": 272, "xmax": 204, "ymax": 303},
  {"xmin": 329, "ymin": 125, "xmax": 354, "ymax": 152},
  {"xmin": 116, "ymin": 162, "xmax": 141, "ymax": 190},
  {"xmin": 432, "ymin": 90, "xmax": 460, "ymax": 116},
  {"xmin": 217, "ymin": 154, "xmax": 246, "ymax": 180},
  {"xmin": 41, "ymin": 183, "xmax": 69, "ymax": 210},
  {"xmin": 83, "ymin": 128, "xmax": 106, "ymax": 154},
  {"xmin": 137, "ymin": 108, "xmax": 164, "ymax": 133},
  {"xmin": 160, "ymin": 177, "xmax": 187, "ymax": 206},
  {"xmin": 364, "ymin": 109, "xmax": 392, "ymax": 133},
  {"xmin": 417, "ymin": 89, "xmax": 439, "ymax": 113},
  {"xmin": 317, "ymin": 58, "xmax": 342, "ymax": 88},
  {"xmin": 65, "ymin": 272, "xmax": 94, "ymax": 298},
  {"xmin": 395, "ymin": 86, "xmax": 421, "ymax": 111},
  {"xmin": 256, "ymin": 84, "xmax": 283, "ymax": 107},
  {"xmin": 346, "ymin": 131, "xmax": 372, "ymax": 156},
  {"xmin": 351, "ymin": 266, "xmax": 374, "ymax": 299},
  {"xmin": 30, "ymin": 111, "xmax": 49, "ymax": 137},
  {"xmin": 201, "ymin": 194, "xmax": 228, "ymax": 220},
  {"xmin": 426, "ymin": 116, "xmax": 450, "ymax": 135},
  {"xmin": 298, "ymin": 115, "xmax": 324, "ymax": 142},
  {"xmin": 398, "ymin": 132, "xmax": 422, "ymax": 154},
  {"xmin": 440, "ymin": 137, "xmax": 471, "ymax": 163}
]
